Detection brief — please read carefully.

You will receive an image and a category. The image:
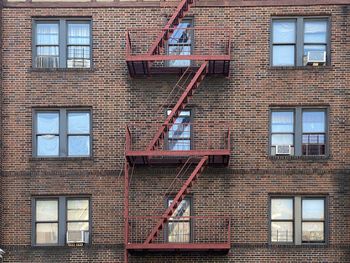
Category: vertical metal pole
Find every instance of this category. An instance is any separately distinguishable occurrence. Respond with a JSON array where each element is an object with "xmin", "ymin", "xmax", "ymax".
[{"xmin": 124, "ymin": 160, "xmax": 129, "ymax": 263}]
